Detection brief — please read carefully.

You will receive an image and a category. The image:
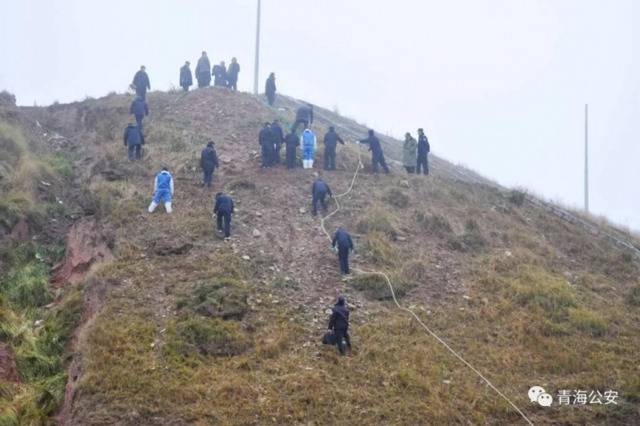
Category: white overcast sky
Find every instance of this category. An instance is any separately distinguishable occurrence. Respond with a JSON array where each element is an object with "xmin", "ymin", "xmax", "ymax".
[{"xmin": 1, "ymin": 0, "xmax": 638, "ymax": 231}]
